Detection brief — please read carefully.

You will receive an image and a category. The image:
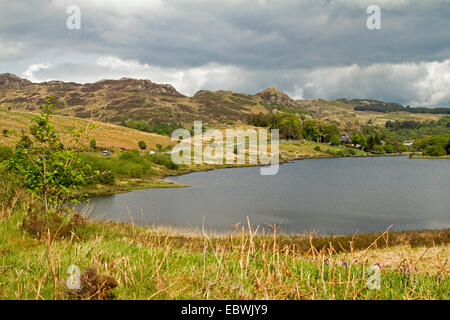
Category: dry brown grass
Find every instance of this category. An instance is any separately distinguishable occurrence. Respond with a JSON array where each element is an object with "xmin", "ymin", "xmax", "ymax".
[{"xmin": 0, "ymin": 109, "xmax": 173, "ymax": 150}]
